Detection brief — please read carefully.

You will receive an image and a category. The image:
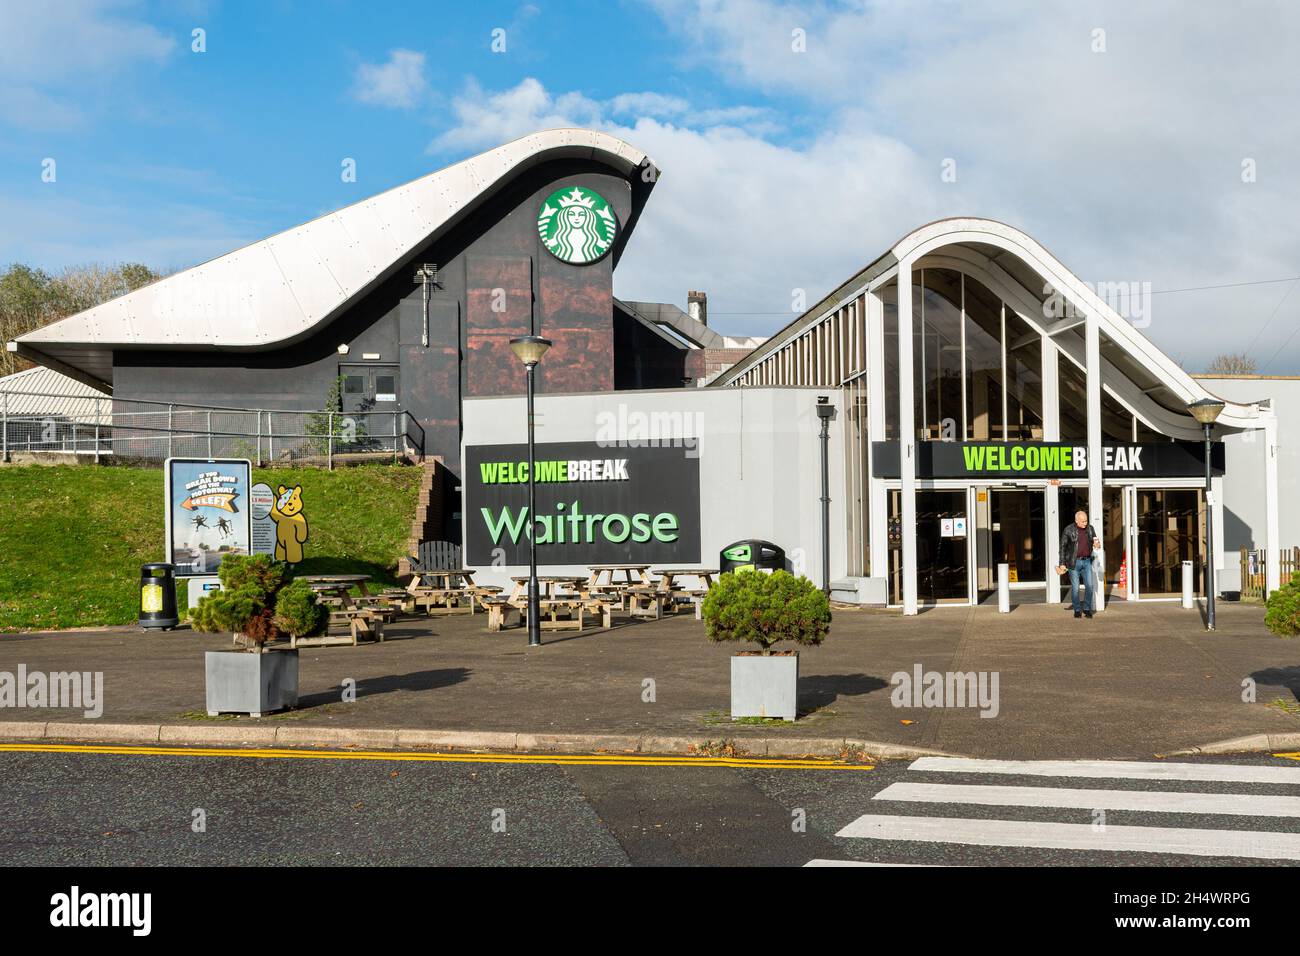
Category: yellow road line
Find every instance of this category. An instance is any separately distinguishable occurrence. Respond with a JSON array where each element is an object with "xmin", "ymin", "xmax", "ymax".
[
  {"xmin": 1275, "ymin": 752, "xmax": 1300, "ymax": 763},
  {"xmin": 0, "ymin": 742, "xmax": 873, "ymax": 771}
]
